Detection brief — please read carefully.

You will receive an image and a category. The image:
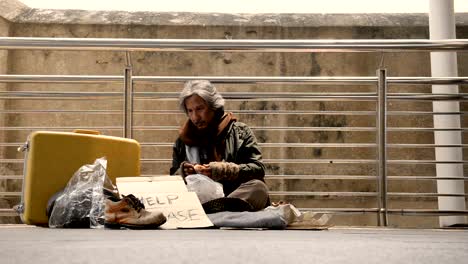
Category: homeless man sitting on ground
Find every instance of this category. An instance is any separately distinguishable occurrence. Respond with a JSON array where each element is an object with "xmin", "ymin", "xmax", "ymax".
[{"xmin": 170, "ymin": 80, "xmax": 270, "ymax": 213}]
